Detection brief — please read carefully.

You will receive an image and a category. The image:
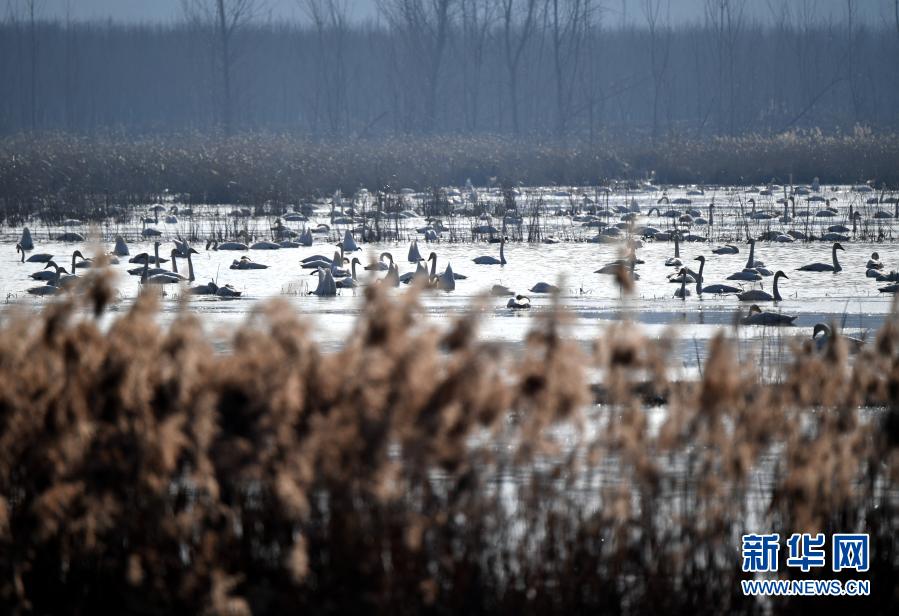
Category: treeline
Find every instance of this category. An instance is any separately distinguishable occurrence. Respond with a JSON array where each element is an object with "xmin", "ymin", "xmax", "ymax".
[{"xmin": 1, "ymin": 0, "xmax": 898, "ymax": 138}]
